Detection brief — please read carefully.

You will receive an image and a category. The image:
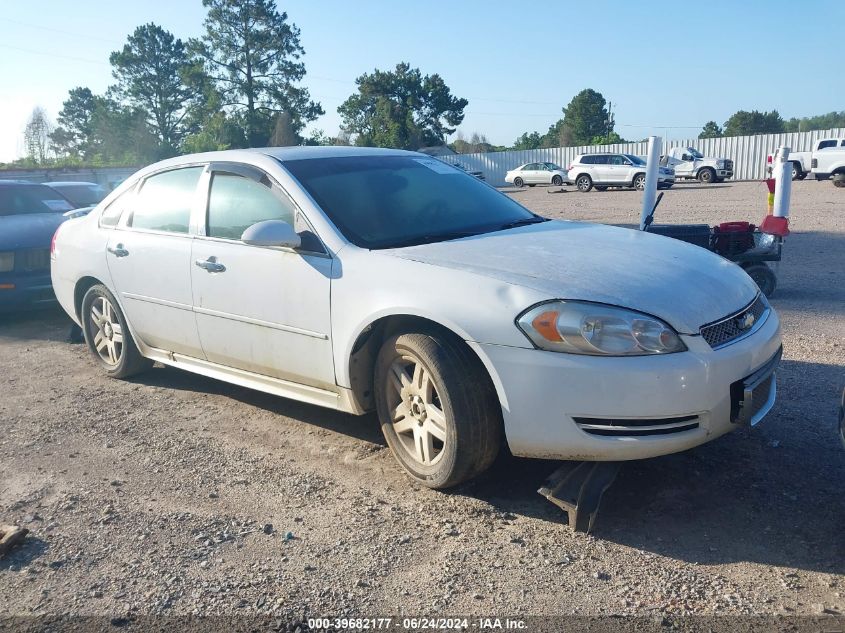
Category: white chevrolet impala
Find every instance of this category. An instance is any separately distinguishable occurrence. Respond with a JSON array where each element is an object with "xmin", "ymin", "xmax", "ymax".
[{"xmin": 51, "ymin": 147, "xmax": 782, "ymax": 489}]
